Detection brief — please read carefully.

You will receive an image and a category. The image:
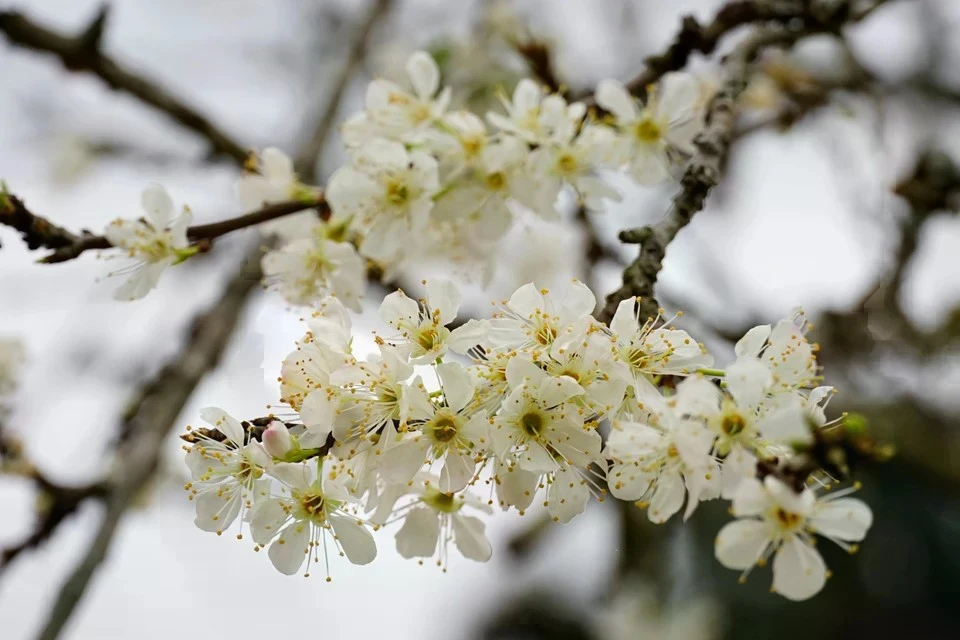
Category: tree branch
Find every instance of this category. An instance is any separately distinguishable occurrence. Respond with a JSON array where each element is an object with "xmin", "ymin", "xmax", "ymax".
[
  {"xmin": 0, "ymin": 6, "xmax": 249, "ymax": 164},
  {"xmin": 34, "ymin": 253, "xmax": 261, "ymax": 640},
  {"xmin": 294, "ymin": 0, "xmax": 393, "ymax": 181},
  {"xmin": 0, "ymin": 191, "xmax": 329, "ymax": 263},
  {"xmin": 597, "ymin": 1, "xmax": 896, "ymax": 324}
]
